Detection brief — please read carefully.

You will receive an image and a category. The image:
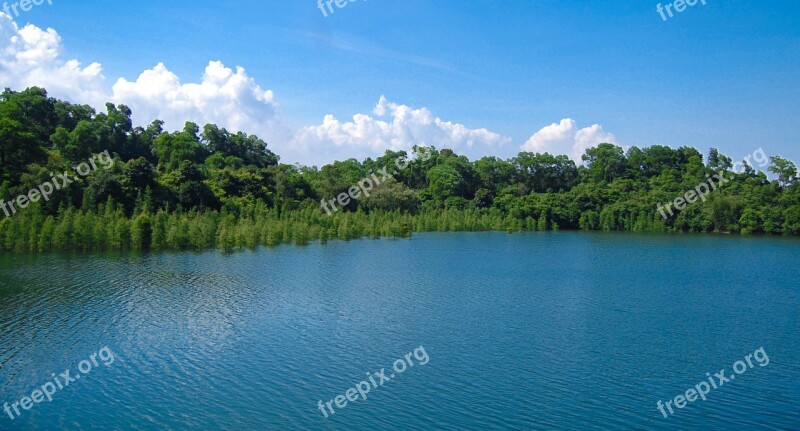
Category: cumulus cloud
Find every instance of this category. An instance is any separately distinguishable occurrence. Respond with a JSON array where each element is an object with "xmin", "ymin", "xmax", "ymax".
[
  {"xmin": 0, "ymin": 13, "xmax": 106, "ymax": 105},
  {"xmin": 521, "ymin": 118, "xmax": 616, "ymax": 163},
  {"xmin": 0, "ymin": 13, "xmax": 286, "ymax": 149},
  {"xmin": 3, "ymin": 13, "xmax": 610, "ymax": 167},
  {"xmin": 110, "ymin": 61, "xmax": 282, "ymax": 142},
  {"xmin": 5, "ymin": 13, "xmax": 497, "ymax": 165},
  {"xmin": 291, "ymin": 96, "xmax": 511, "ymax": 165}
]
